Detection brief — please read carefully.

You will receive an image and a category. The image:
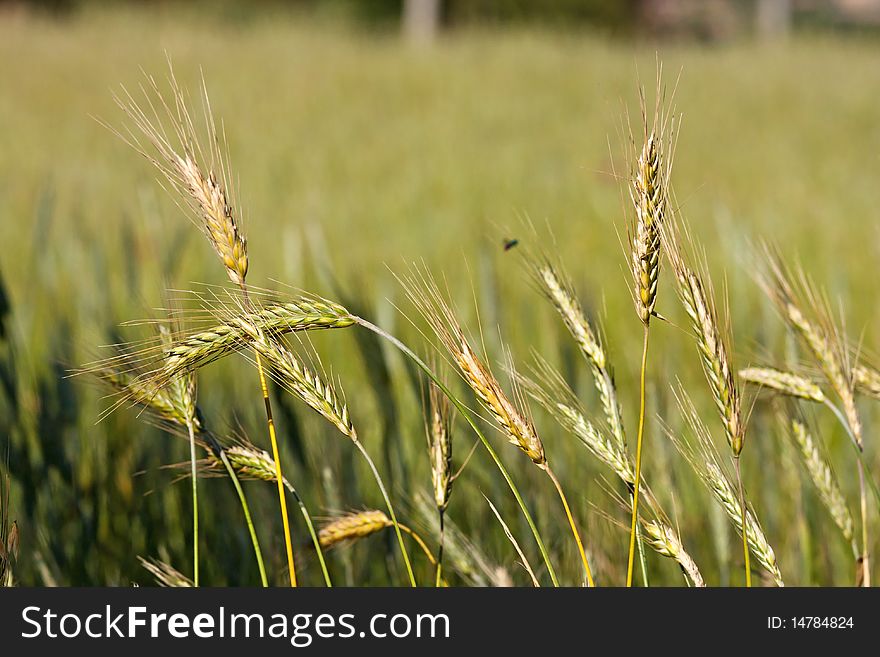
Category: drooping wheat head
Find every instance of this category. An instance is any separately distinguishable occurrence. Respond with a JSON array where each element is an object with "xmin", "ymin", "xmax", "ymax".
[
  {"xmin": 159, "ymin": 297, "xmax": 354, "ymax": 383},
  {"xmin": 403, "ymin": 271, "xmax": 544, "ymax": 465},
  {"xmin": 673, "ymin": 391, "xmax": 783, "ymax": 586},
  {"xmin": 318, "ymin": 510, "xmax": 393, "ymax": 549},
  {"xmin": 522, "ymin": 358, "xmax": 634, "ymax": 485},
  {"xmin": 739, "ymin": 367, "xmax": 825, "ymax": 404},
  {"xmin": 787, "ymin": 415, "xmax": 855, "ymax": 552},
  {"xmin": 532, "ymin": 261, "xmax": 626, "ymax": 449},
  {"xmin": 522, "ymin": 358, "xmax": 704, "ymax": 586},
  {"xmin": 642, "ymin": 520, "xmax": 705, "ymax": 587},
  {"xmin": 760, "ymin": 251, "xmax": 862, "ymax": 447}
]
